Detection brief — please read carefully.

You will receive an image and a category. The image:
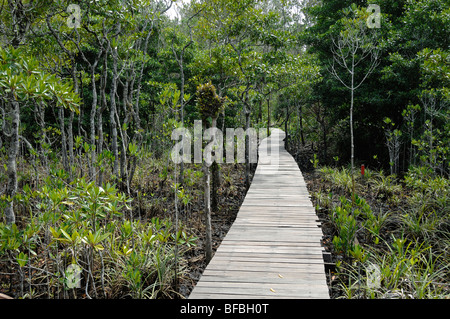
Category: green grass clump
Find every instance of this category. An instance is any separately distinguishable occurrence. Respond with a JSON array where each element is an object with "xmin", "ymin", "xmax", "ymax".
[{"xmin": 312, "ymin": 165, "xmax": 450, "ymax": 299}]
